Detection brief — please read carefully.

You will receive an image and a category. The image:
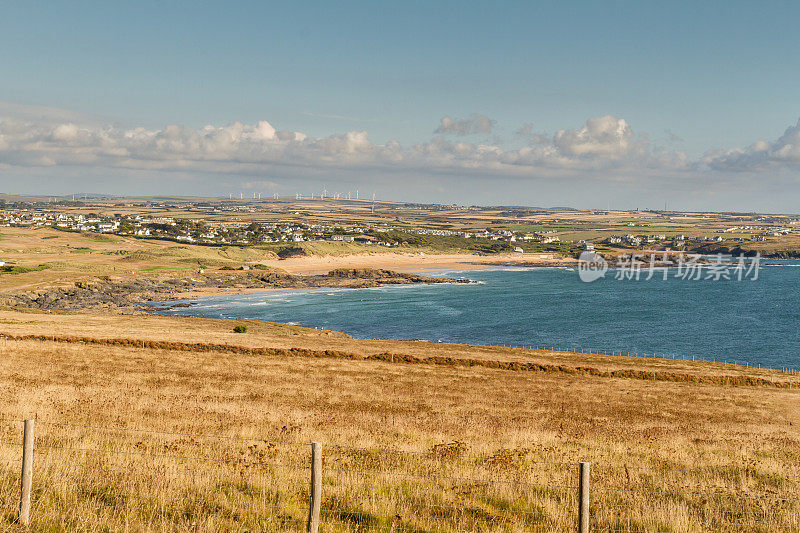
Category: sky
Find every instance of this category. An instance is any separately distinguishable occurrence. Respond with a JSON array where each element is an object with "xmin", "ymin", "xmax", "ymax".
[{"xmin": 1, "ymin": 1, "xmax": 800, "ymax": 212}]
